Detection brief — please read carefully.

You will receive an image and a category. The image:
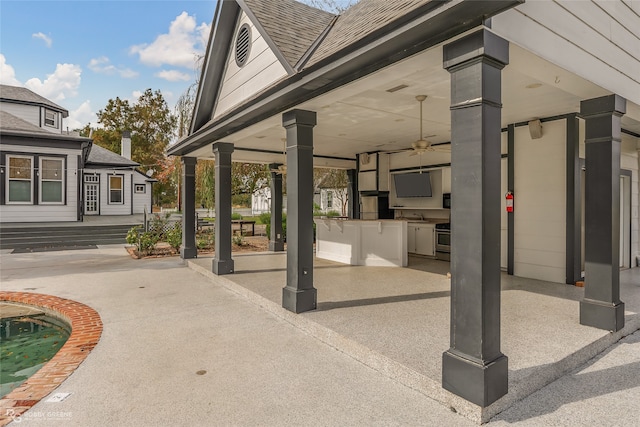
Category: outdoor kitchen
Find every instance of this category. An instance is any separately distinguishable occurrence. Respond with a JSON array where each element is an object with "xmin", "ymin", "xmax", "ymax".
[{"xmin": 314, "ymin": 152, "xmax": 452, "ymax": 267}]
